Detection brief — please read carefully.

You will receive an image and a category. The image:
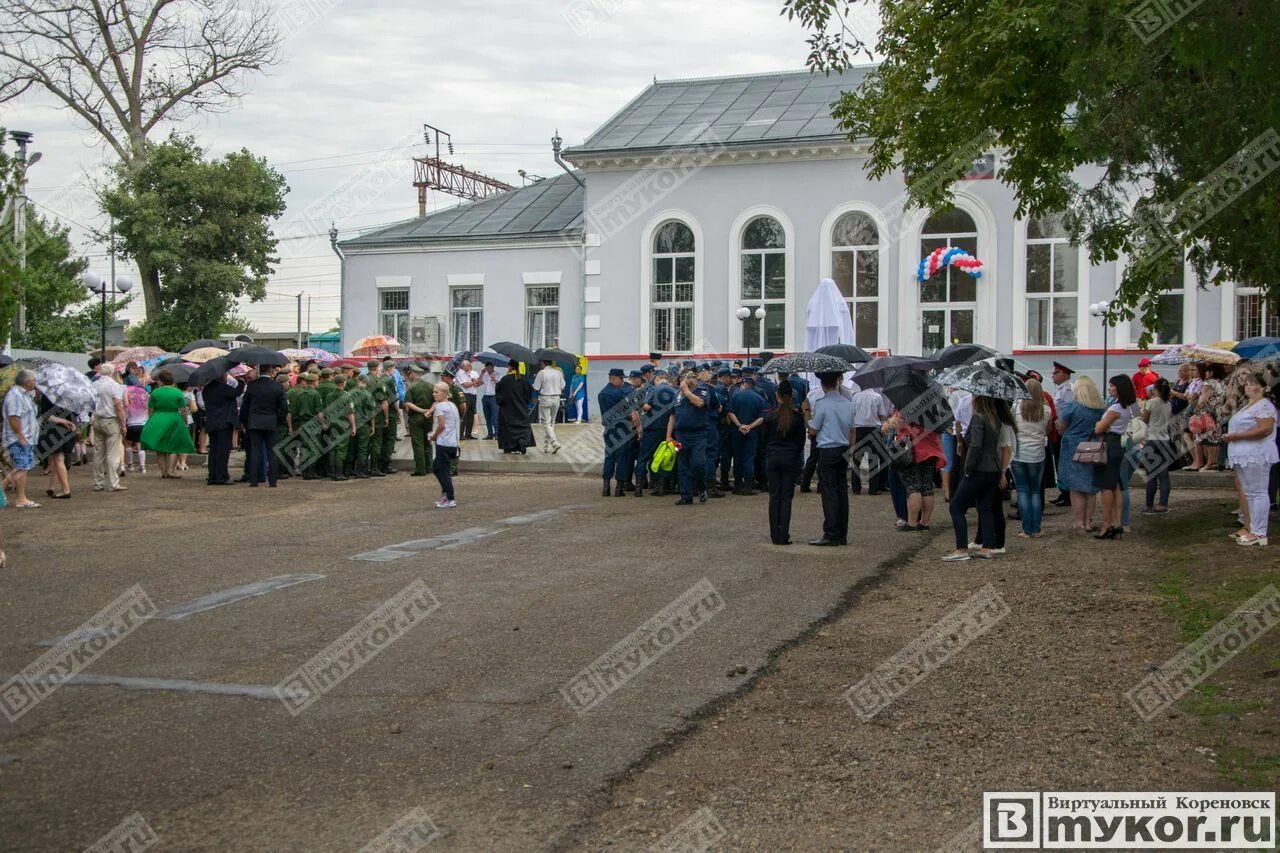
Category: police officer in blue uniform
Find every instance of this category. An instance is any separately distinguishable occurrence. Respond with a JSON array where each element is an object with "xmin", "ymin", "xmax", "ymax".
[
  {"xmin": 728, "ymin": 373, "xmax": 766, "ymax": 494},
  {"xmin": 598, "ymin": 368, "xmax": 634, "ymax": 497},
  {"xmin": 667, "ymin": 369, "xmax": 709, "ymax": 505},
  {"xmin": 753, "ymin": 354, "xmax": 779, "ymax": 492},
  {"xmin": 713, "ymin": 367, "xmax": 736, "ymax": 492},
  {"xmin": 697, "ymin": 365, "xmax": 726, "ymax": 498},
  {"xmin": 636, "ymin": 372, "xmax": 678, "ymax": 496}
]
